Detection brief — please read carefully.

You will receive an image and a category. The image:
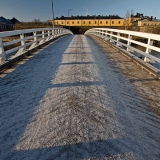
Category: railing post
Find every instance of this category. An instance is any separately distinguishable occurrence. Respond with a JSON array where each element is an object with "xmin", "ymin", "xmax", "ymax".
[
  {"xmin": 39, "ymin": 31, "xmax": 45, "ymax": 44},
  {"xmin": 51, "ymin": 29, "xmax": 54, "ymax": 38},
  {"xmin": 34, "ymin": 31, "xmax": 38, "ymax": 45},
  {"xmin": 110, "ymin": 31, "xmax": 113, "ymax": 42},
  {"xmin": 59, "ymin": 29, "xmax": 62, "ymax": 35},
  {"xmin": 95, "ymin": 31, "xmax": 98, "ymax": 36},
  {"xmin": 144, "ymin": 39, "xmax": 153, "ymax": 62},
  {"xmin": 96, "ymin": 29, "xmax": 98, "ymax": 36},
  {"xmin": 56, "ymin": 29, "xmax": 59, "ymax": 36},
  {"xmin": 0, "ymin": 38, "xmax": 6, "ymax": 61},
  {"xmin": 117, "ymin": 32, "xmax": 120, "ymax": 46},
  {"xmin": 99, "ymin": 30, "xmax": 101, "ymax": 37},
  {"xmin": 102, "ymin": 30, "xmax": 105, "ymax": 39},
  {"xmin": 101, "ymin": 30, "xmax": 103, "ymax": 38},
  {"xmin": 20, "ymin": 33, "xmax": 26, "ymax": 50},
  {"xmin": 127, "ymin": 34, "xmax": 132, "ymax": 52},
  {"xmin": 104, "ymin": 31, "xmax": 108, "ymax": 41},
  {"xmin": 45, "ymin": 30, "xmax": 51, "ymax": 41},
  {"xmin": 29, "ymin": 31, "xmax": 38, "ymax": 49},
  {"xmin": 42, "ymin": 31, "xmax": 45, "ymax": 39},
  {"xmin": 16, "ymin": 33, "xmax": 26, "ymax": 55},
  {"xmin": 48, "ymin": 30, "xmax": 50, "ymax": 37},
  {"xmin": 54, "ymin": 29, "xmax": 57, "ymax": 37},
  {"xmin": 98, "ymin": 31, "xmax": 101, "ymax": 37},
  {"xmin": 100, "ymin": 30, "xmax": 102, "ymax": 37}
]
